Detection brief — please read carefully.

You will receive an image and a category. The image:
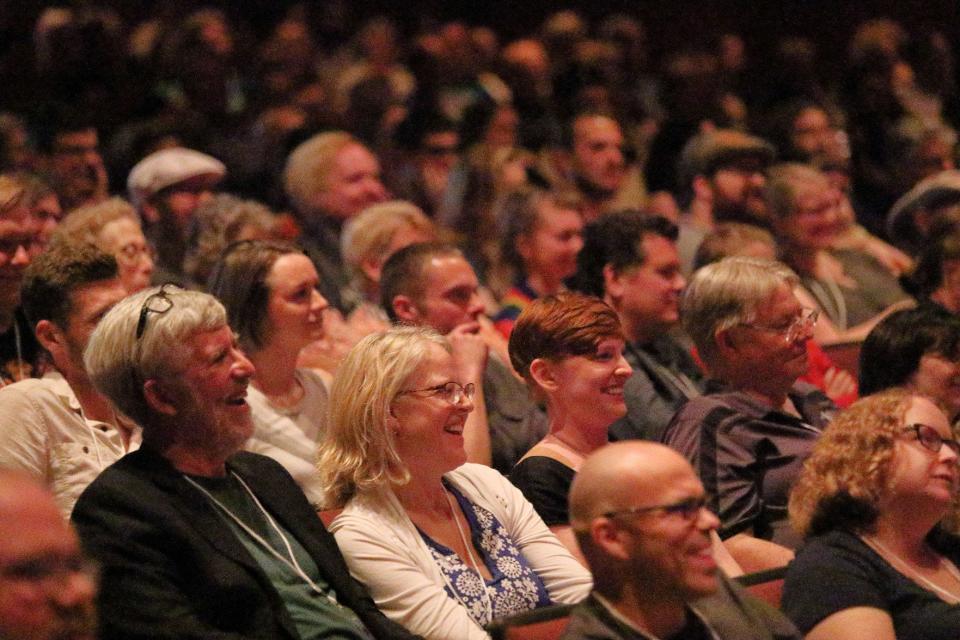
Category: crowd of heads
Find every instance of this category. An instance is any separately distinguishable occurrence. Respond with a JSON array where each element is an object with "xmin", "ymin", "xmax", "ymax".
[{"xmin": 3, "ymin": 6, "xmax": 960, "ymax": 640}]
